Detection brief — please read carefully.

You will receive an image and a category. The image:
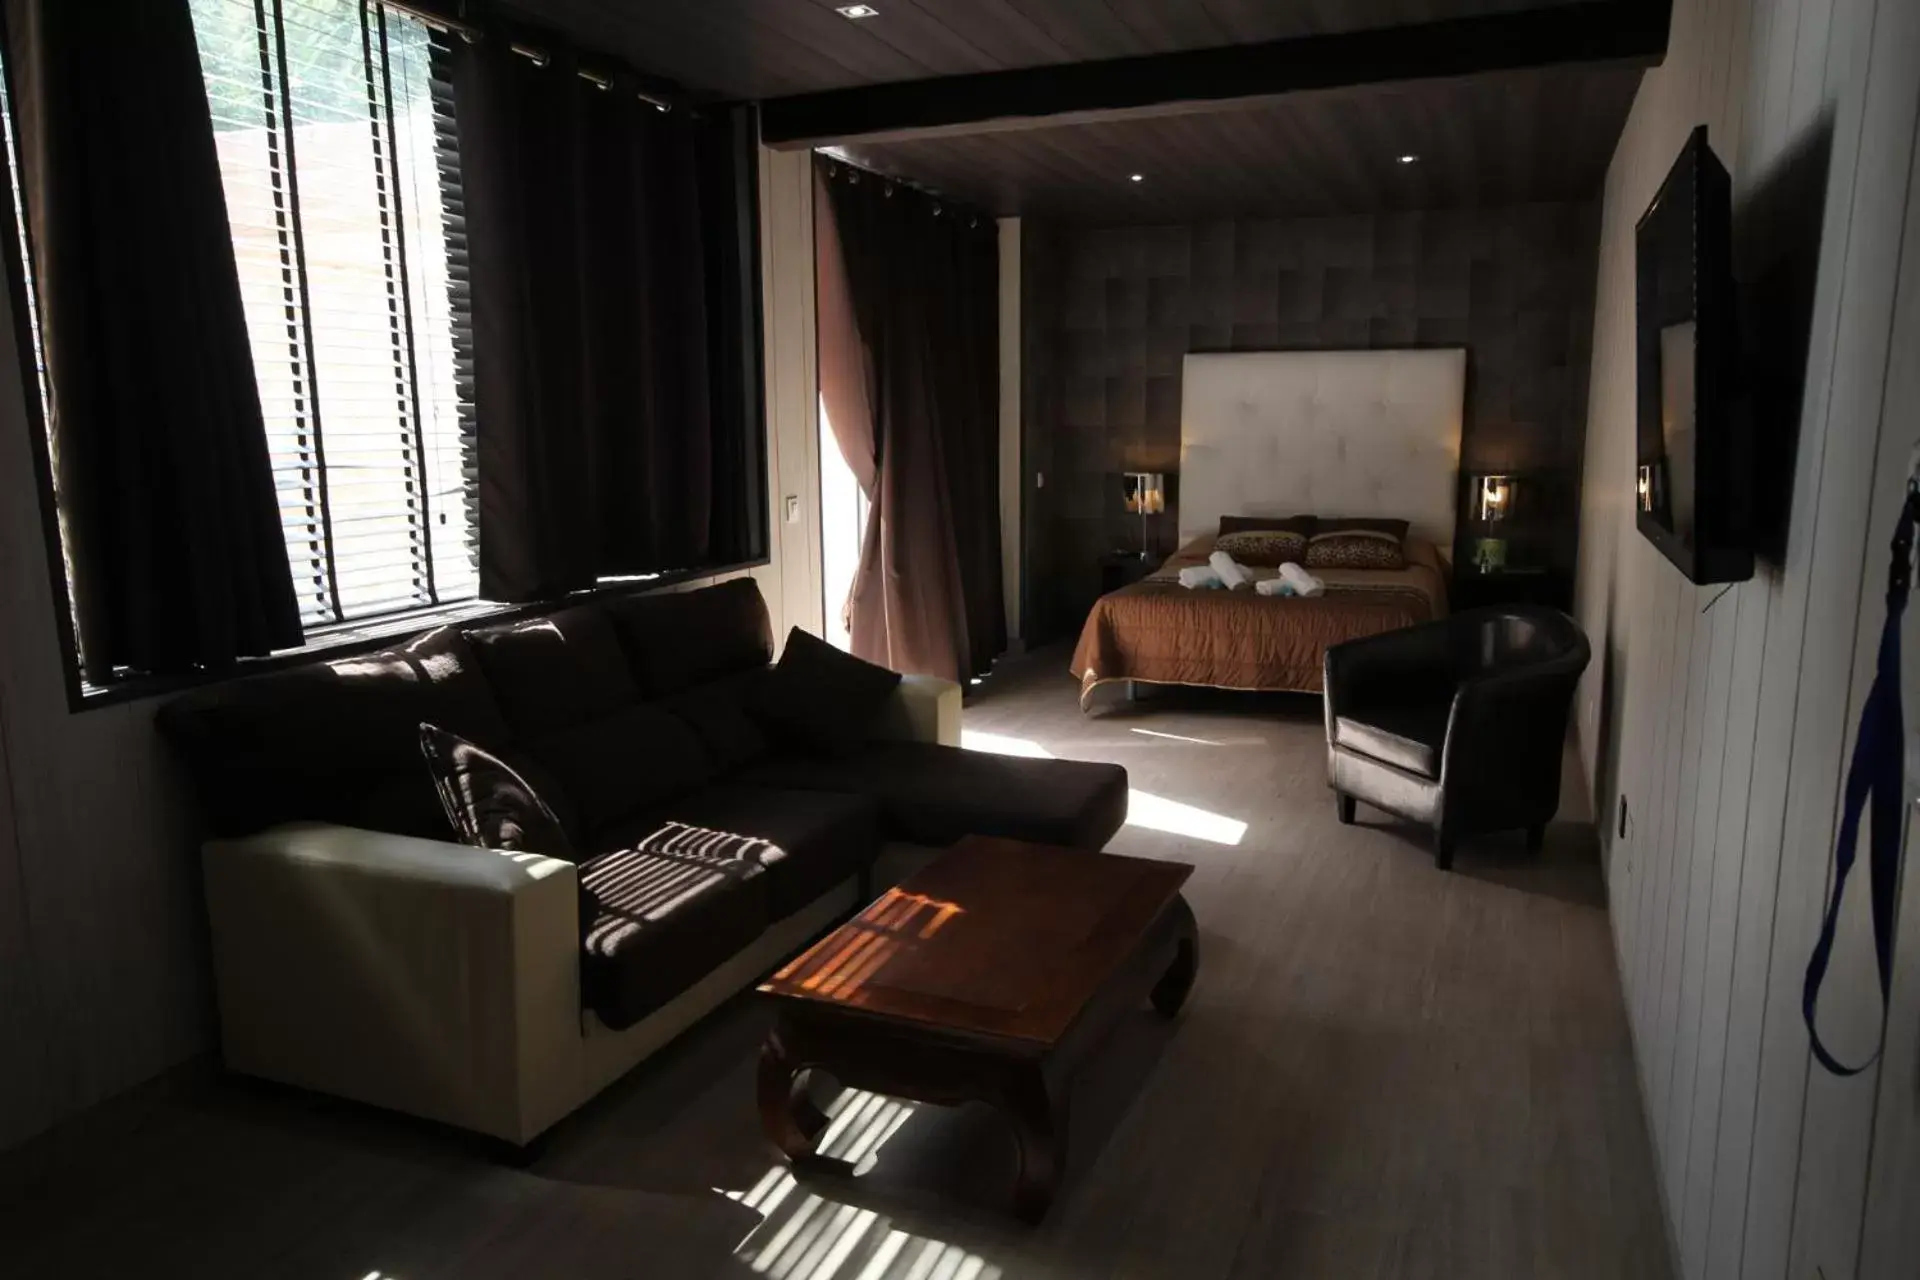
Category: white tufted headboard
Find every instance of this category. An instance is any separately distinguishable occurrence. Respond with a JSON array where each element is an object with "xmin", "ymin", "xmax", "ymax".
[{"xmin": 1177, "ymin": 348, "xmax": 1466, "ymax": 550}]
